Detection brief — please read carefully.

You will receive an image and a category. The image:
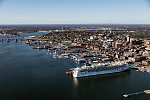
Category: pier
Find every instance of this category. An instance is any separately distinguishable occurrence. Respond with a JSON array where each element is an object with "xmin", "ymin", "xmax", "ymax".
[
  {"xmin": 0, "ymin": 38, "xmax": 21, "ymax": 42},
  {"xmin": 123, "ymin": 90, "xmax": 150, "ymax": 98}
]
